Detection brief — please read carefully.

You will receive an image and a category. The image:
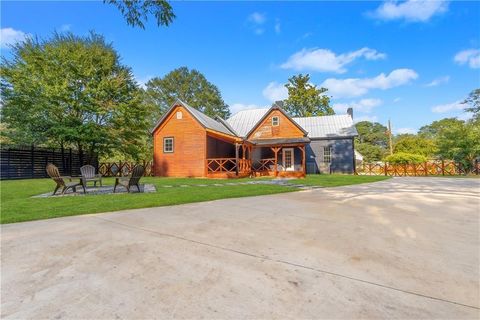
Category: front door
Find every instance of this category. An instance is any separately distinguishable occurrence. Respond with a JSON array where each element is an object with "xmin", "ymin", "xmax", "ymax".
[{"xmin": 282, "ymin": 148, "xmax": 294, "ymax": 171}]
